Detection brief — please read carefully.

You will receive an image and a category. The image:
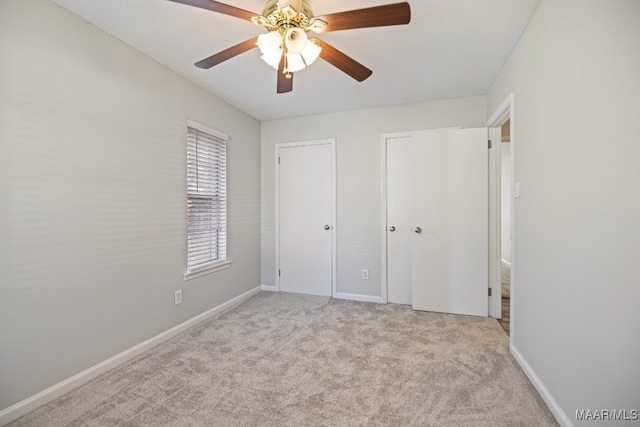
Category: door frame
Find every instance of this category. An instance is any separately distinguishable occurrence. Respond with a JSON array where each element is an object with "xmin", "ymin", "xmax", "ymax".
[
  {"xmin": 487, "ymin": 93, "xmax": 515, "ymax": 327},
  {"xmin": 275, "ymin": 139, "xmax": 337, "ymax": 296}
]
